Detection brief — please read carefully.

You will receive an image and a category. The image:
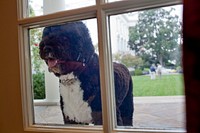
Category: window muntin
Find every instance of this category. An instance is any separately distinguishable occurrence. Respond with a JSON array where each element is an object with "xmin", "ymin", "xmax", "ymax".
[{"xmin": 18, "ymin": 0, "xmax": 184, "ymax": 132}]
